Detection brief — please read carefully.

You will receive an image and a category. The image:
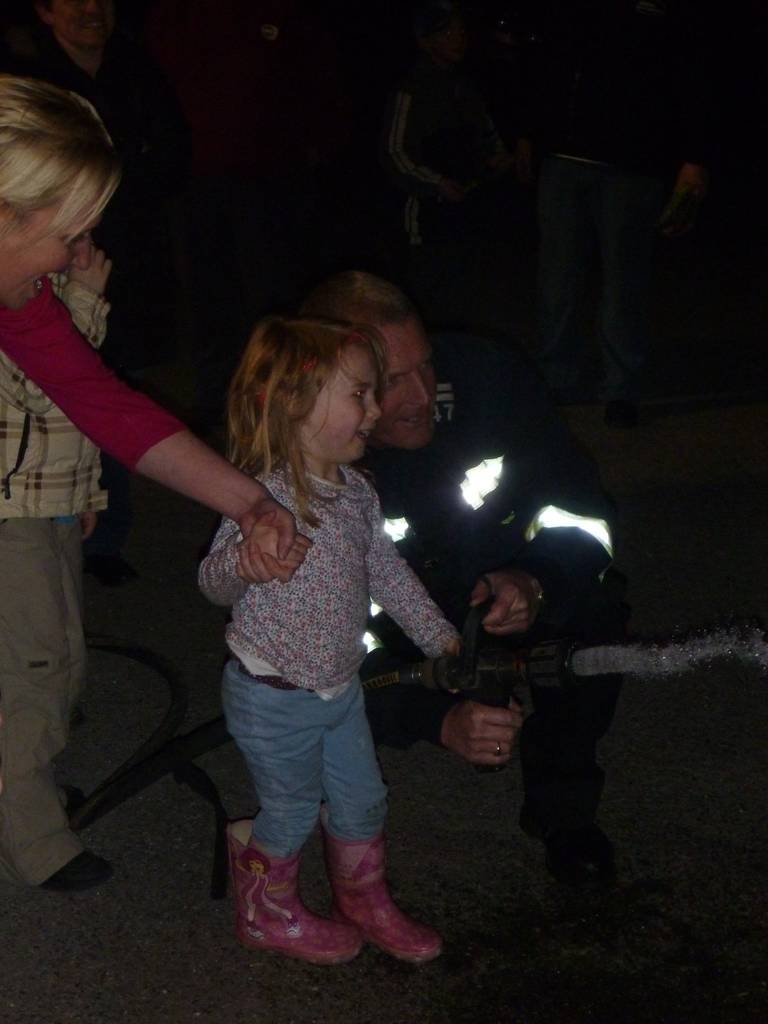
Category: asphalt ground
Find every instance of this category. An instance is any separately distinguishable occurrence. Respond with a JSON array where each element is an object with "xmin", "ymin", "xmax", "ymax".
[{"xmin": 2, "ymin": 221, "xmax": 767, "ymax": 1024}]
